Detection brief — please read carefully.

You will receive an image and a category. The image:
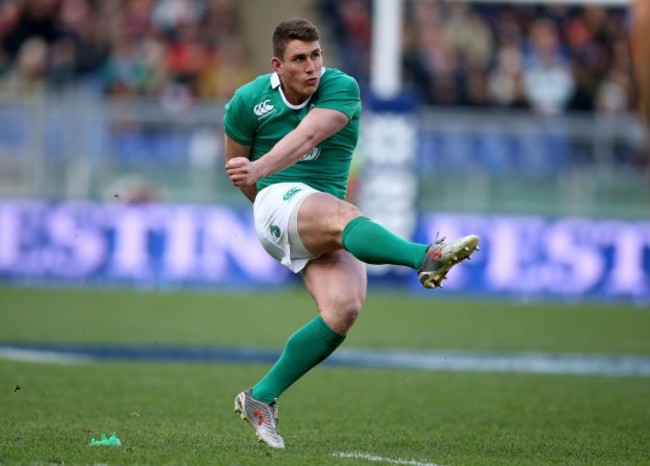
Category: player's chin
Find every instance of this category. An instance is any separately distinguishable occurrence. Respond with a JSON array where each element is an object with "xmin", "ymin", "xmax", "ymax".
[{"xmin": 304, "ymin": 81, "xmax": 319, "ymax": 93}]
